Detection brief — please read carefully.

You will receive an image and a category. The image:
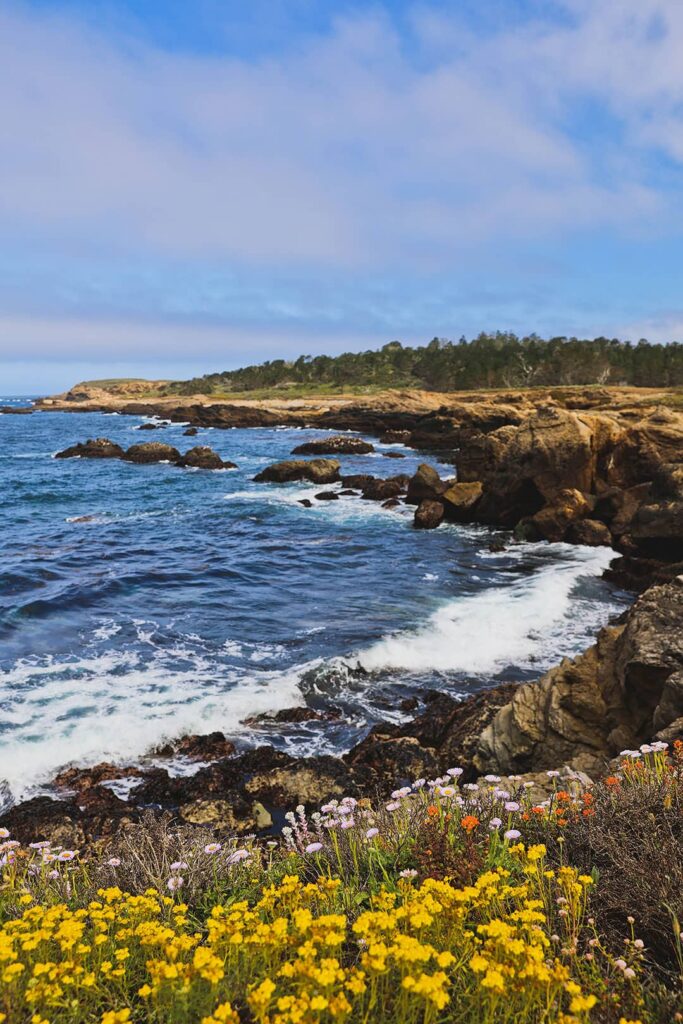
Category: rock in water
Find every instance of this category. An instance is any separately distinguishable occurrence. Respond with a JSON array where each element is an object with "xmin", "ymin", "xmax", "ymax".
[
  {"xmin": 183, "ymin": 426, "xmax": 198, "ymax": 436},
  {"xmin": 123, "ymin": 442, "xmax": 181, "ymax": 464},
  {"xmin": 315, "ymin": 491, "xmax": 339, "ymax": 501},
  {"xmin": 253, "ymin": 459, "xmax": 341, "ymax": 484},
  {"xmin": 291, "ymin": 435, "xmax": 374, "ymax": 455},
  {"xmin": 178, "ymin": 446, "xmax": 236, "ymax": 470},
  {"xmin": 414, "ymin": 499, "xmax": 445, "ymax": 529},
  {"xmin": 441, "ymin": 481, "xmax": 483, "ymax": 522},
  {"xmin": 55, "ymin": 438, "xmax": 125, "ymax": 459},
  {"xmin": 406, "ymin": 463, "xmax": 446, "ymax": 504}
]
